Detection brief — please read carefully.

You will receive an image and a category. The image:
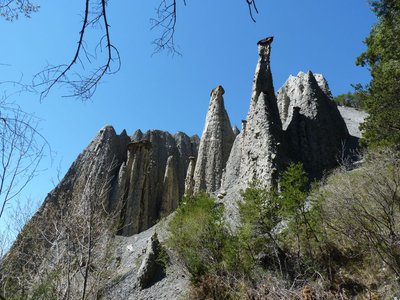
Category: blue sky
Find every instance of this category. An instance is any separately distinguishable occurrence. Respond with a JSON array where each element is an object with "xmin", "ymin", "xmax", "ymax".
[{"xmin": 0, "ymin": 0, "xmax": 376, "ymax": 229}]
